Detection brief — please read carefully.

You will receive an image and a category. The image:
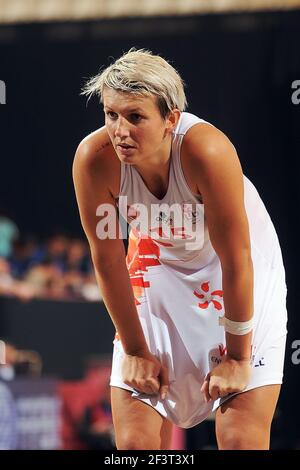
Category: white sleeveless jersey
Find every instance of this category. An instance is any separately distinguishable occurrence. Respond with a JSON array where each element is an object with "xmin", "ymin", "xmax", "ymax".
[{"xmin": 110, "ymin": 112, "xmax": 288, "ymax": 428}]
